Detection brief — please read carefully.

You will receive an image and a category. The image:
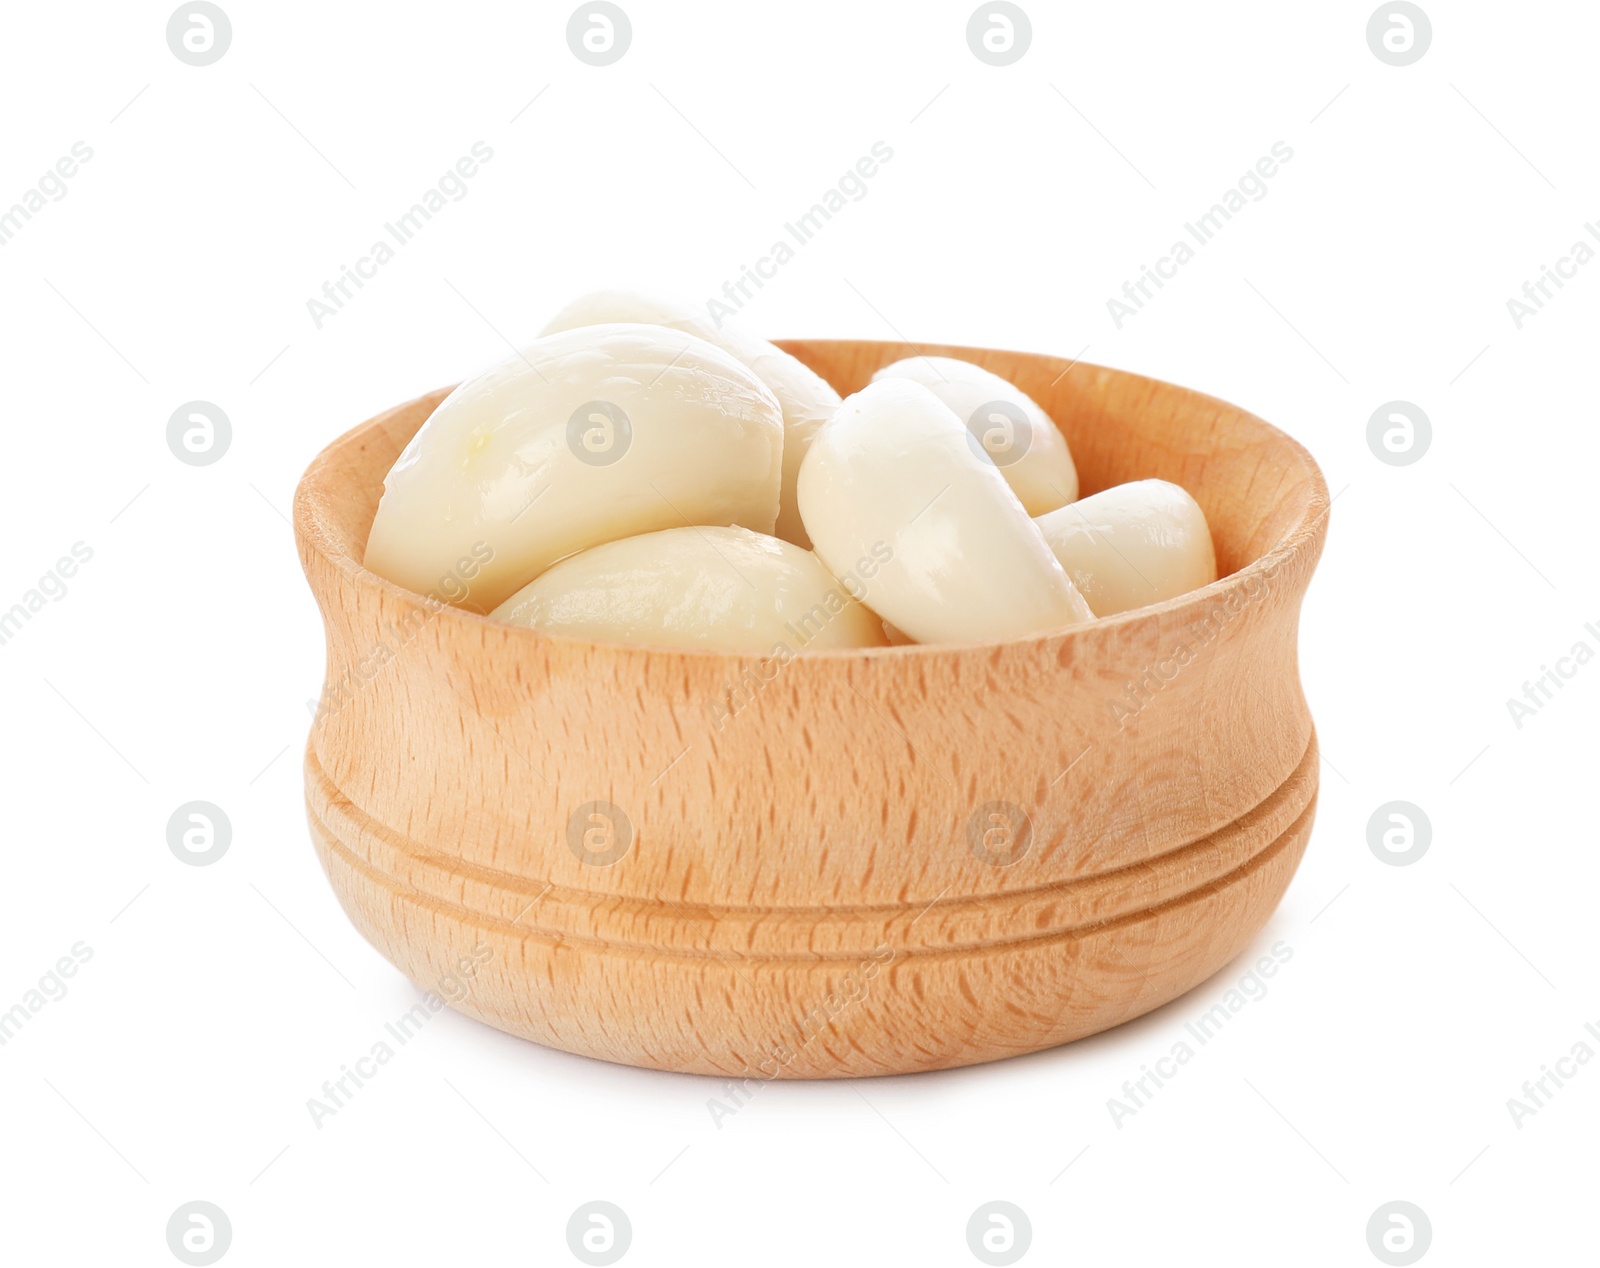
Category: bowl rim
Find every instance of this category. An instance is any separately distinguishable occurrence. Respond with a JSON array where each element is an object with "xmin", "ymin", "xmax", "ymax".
[{"xmin": 294, "ymin": 344, "xmax": 1330, "ymax": 662}]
